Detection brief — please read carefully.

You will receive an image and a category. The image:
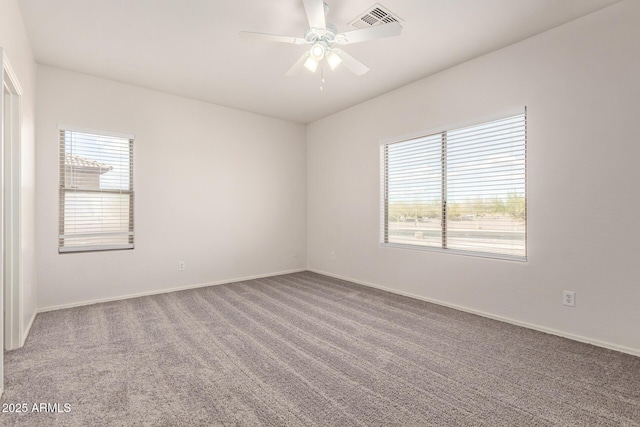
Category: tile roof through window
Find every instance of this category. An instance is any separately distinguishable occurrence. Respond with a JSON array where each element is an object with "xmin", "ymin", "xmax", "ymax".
[{"xmin": 65, "ymin": 153, "xmax": 113, "ymax": 173}]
